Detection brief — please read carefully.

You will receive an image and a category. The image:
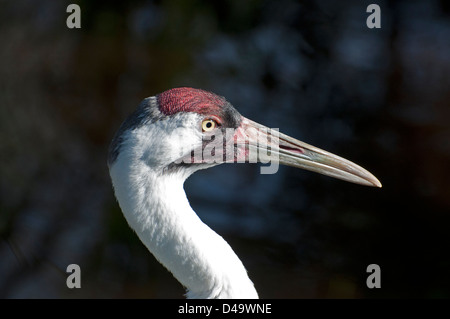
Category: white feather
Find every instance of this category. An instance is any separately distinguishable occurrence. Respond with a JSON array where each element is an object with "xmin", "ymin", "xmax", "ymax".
[{"xmin": 109, "ymin": 113, "xmax": 258, "ymax": 299}]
